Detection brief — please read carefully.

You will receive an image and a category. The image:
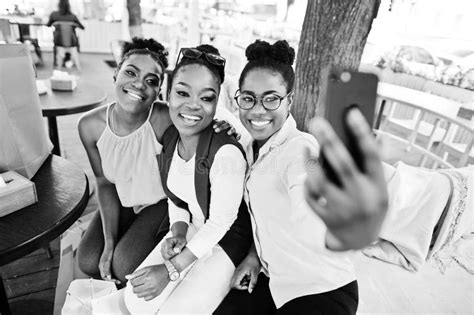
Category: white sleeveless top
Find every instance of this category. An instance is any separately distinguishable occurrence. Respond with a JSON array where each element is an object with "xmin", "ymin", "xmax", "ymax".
[{"xmin": 96, "ymin": 103, "xmax": 166, "ymax": 213}]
